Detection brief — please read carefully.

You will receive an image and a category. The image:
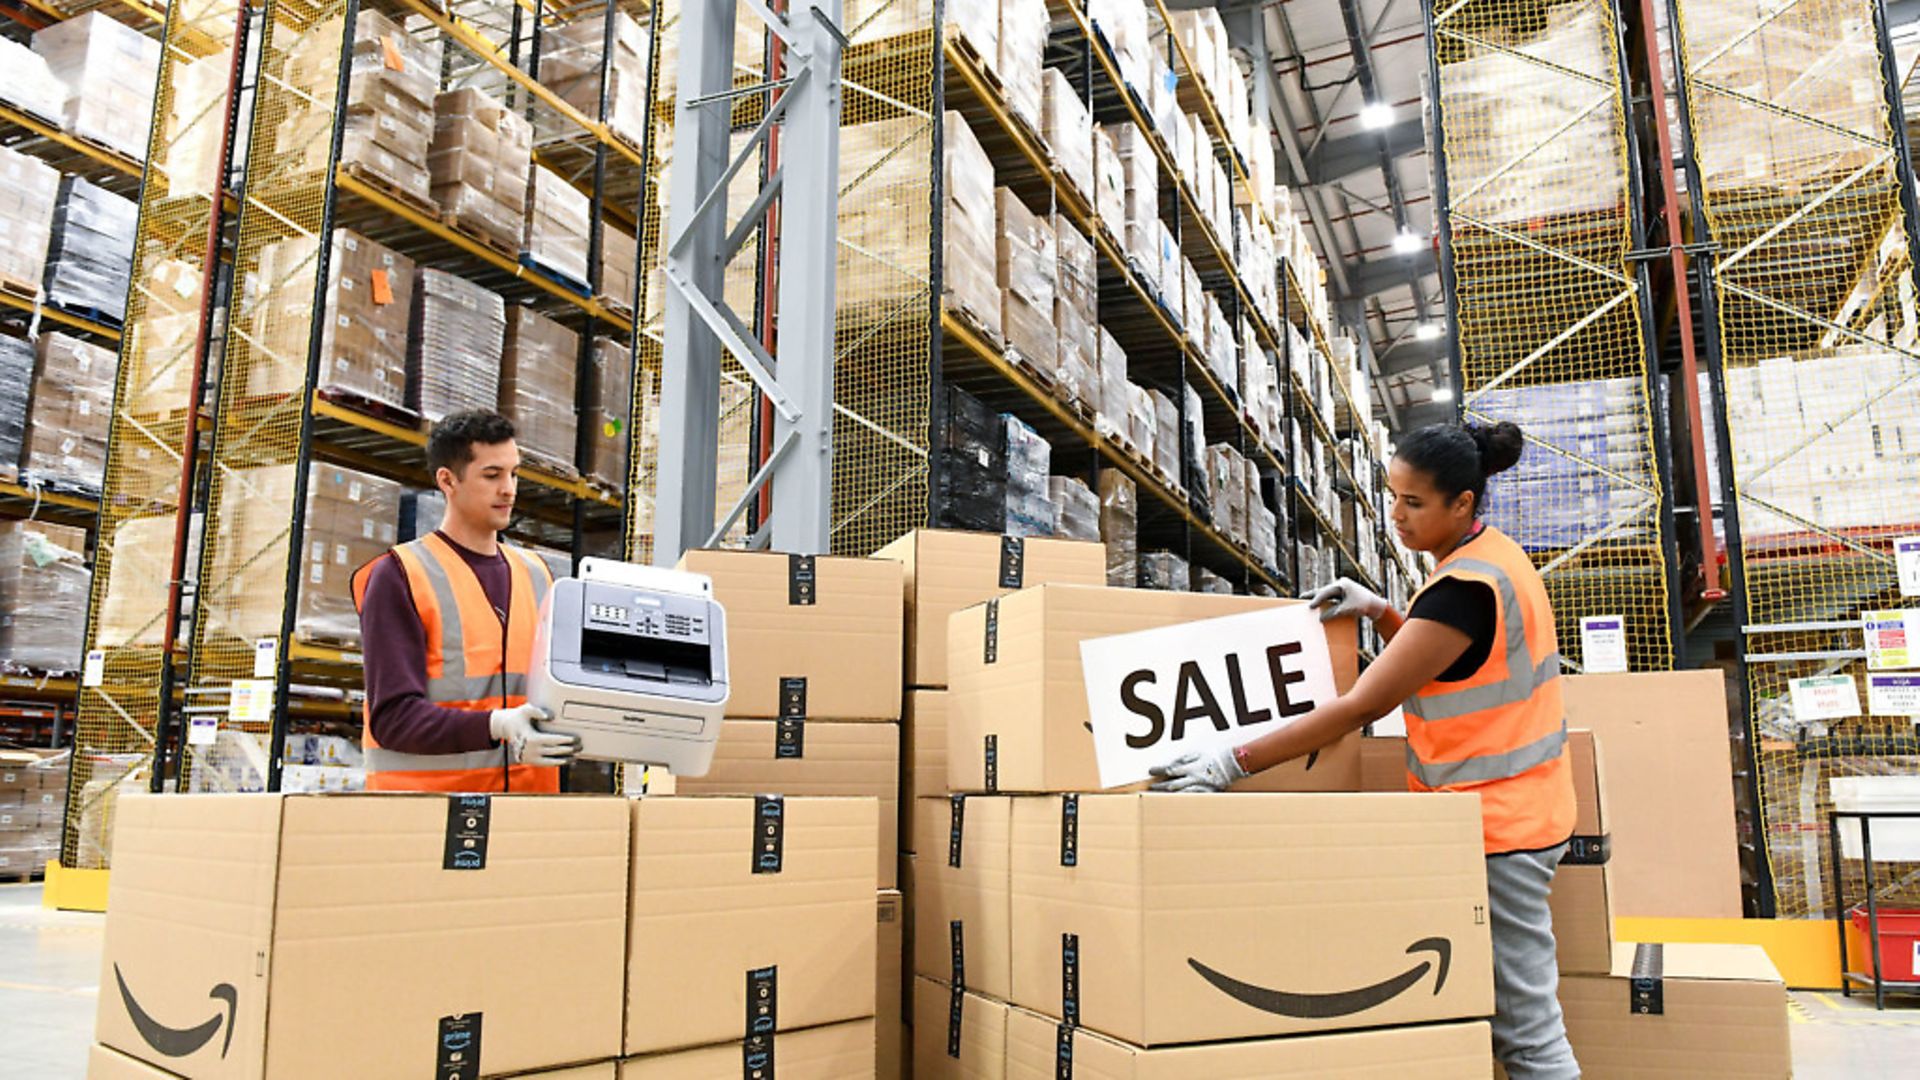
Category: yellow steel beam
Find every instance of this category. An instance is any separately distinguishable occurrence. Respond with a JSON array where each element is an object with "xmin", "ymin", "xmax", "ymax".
[
  {"xmin": 334, "ymin": 166, "xmax": 633, "ymax": 334},
  {"xmin": 0, "ymin": 287, "xmax": 122, "ymax": 341},
  {"xmin": 0, "ymin": 479, "xmax": 100, "ymax": 515},
  {"xmin": 0, "ymin": 102, "xmax": 143, "ymax": 180}
]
